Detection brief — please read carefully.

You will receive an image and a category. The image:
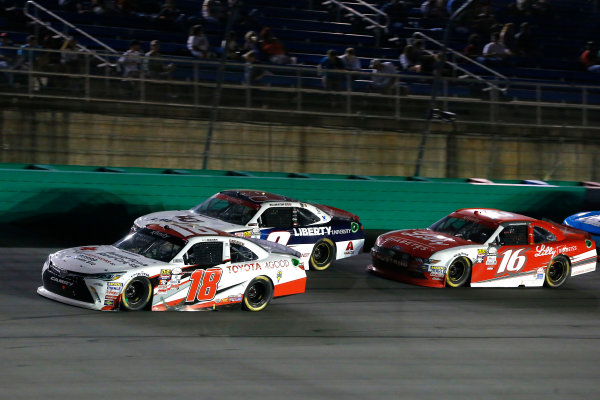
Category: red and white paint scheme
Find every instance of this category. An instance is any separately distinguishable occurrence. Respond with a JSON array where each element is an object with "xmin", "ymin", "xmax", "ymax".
[
  {"xmin": 368, "ymin": 208, "xmax": 597, "ymax": 288},
  {"xmin": 38, "ymin": 223, "xmax": 306, "ymax": 311}
]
